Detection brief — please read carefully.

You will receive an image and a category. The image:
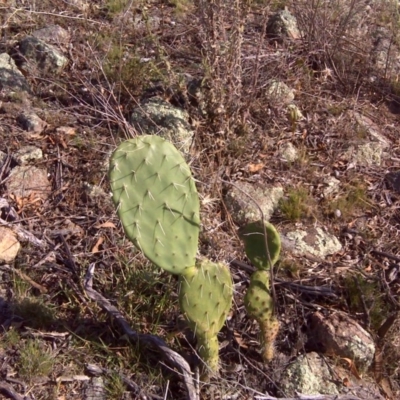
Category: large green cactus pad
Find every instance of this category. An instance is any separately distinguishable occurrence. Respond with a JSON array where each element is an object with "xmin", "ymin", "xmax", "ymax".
[
  {"xmin": 179, "ymin": 260, "xmax": 233, "ymax": 373},
  {"xmin": 240, "ymin": 220, "xmax": 281, "ymax": 270},
  {"xmin": 109, "ymin": 135, "xmax": 200, "ymax": 274},
  {"xmin": 245, "ymin": 270, "xmax": 279, "ymax": 361}
]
